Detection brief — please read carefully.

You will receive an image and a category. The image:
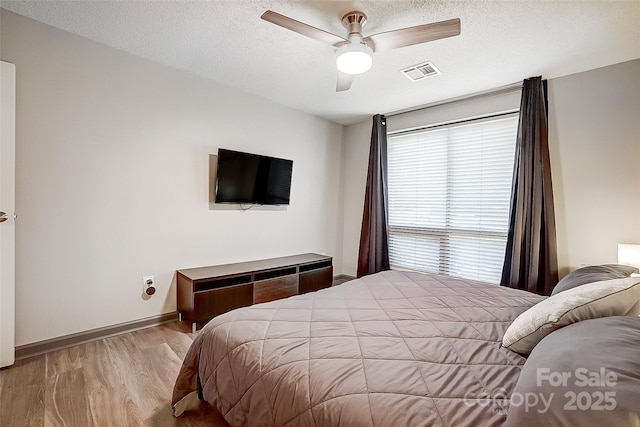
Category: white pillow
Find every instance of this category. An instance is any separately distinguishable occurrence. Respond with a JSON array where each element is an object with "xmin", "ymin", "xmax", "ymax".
[{"xmin": 502, "ymin": 277, "xmax": 640, "ymax": 354}]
